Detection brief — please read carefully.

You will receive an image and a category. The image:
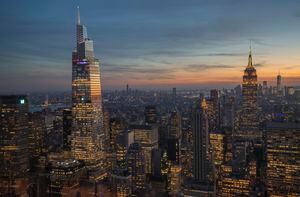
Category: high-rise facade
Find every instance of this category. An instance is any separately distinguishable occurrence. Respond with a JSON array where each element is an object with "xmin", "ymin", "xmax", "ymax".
[
  {"xmin": 238, "ymin": 48, "xmax": 260, "ymax": 140},
  {"xmin": 167, "ymin": 164, "xmax": 182, "ymax": 195},
  {"xmin": 131, "ymin": 125, "xmax": 158, "ymax": 174},
  {"xmin": 277, "ymin": 73, "xmax": 282, "ymax": 95},
  {"xmin": 262, "ymin": 81, "xmax": 268, "ymax": 95},
  {"xmin": 47, "ymin": 159, "xmax": 84, "ymax": 196},
  {"xmin": 266, "ymin": 122, "xmax": 300, "ymax": 196},
  {"xmin": 0, "ymin": 95, "xmax": 29, "ymax": 195},
  {"xmin": 167, "ymin": 111, "xmax": 181, "ymax": 164},
  {"xmin": 71, "ymin": 7, "xmax": 105, "ymax": 179},
  {"xmin": 234, "ymin": 48, "xmax": 260, "ymax": 164},
  {"xmin": 110, "ymin": 169, "xmax": 132, "ymax": 197},
  {"xmin": 192, "ymin": 98, "xmax": 210, "ymax": 182},
  {"xmin": 126, "ymin": 143, "xmax": 146, "ymax": 193},
  {"xmin": 62, "ymin": 109, "xmax": 72, "ymax": 151},
  {"xmin": 172, "ymin": 87, "xmax": 177, "ymax": 106},
  {"xmin": 144, "ymin": 105, "xmax": 157, "ymax": 125}
]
